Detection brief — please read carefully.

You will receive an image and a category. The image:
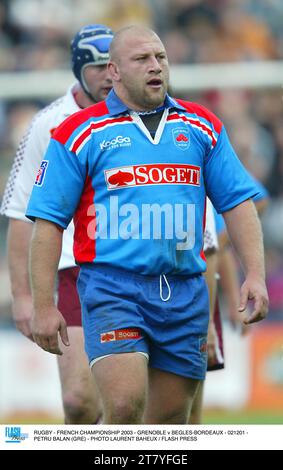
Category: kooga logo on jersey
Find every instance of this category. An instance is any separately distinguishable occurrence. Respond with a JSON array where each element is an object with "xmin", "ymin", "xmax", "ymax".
[
  {"xmin": 100, "ymin": 135, "xmax": 131, "ymax": 150},
  {"xmin": 105, "ymin": 163, "xmax": 201, "ymax": 190}
]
